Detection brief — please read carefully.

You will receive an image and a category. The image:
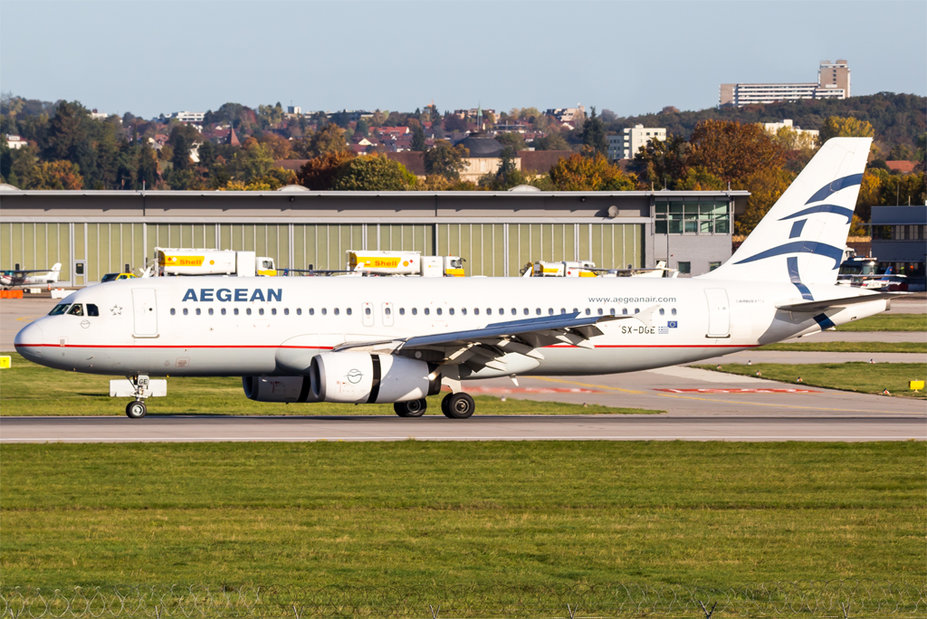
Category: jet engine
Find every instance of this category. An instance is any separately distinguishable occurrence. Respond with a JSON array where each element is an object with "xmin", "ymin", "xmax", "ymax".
[
  {"xmin": 242, "ymin": 375, "xmax": 316, "ymax": 402},
  {"xmin": 309, "ymin": 352, "xmax": 440, "ymax": 403}
]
